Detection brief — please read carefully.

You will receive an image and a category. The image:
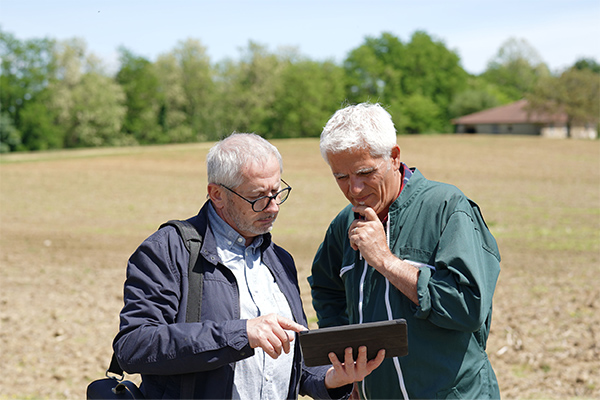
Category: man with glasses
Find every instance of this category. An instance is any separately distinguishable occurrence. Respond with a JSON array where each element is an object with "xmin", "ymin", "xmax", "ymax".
[
  {"xmin": 113, "ymin": 133, "xmax": 383, "ymax": 399},
  {"xmin": 309, "ymin": 104, "xmax": 501, "ymax": 399}
]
